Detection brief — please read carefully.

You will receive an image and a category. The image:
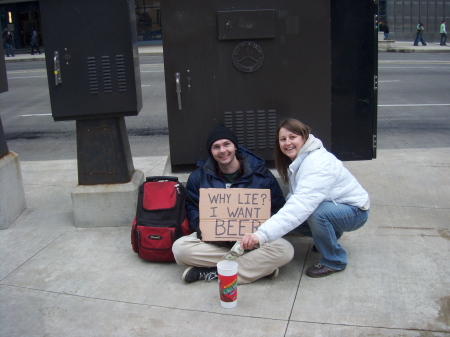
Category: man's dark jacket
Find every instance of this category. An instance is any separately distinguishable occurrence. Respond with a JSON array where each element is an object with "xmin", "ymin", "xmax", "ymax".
[{"xmin": 185, "ymin": 146, "xmax": 286, "ymax": 234}]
